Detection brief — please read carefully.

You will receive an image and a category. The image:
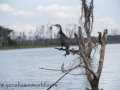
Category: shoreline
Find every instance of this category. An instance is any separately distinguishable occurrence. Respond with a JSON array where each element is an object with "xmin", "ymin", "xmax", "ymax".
[
  {"xmin": 0, "ymin": 45, "xmax": 60, "ymax": 50},
  {"xmin": 0, "ymin": 43, "xmax": 120, "ymax": 50}
]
